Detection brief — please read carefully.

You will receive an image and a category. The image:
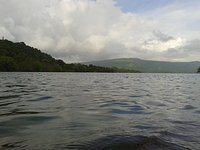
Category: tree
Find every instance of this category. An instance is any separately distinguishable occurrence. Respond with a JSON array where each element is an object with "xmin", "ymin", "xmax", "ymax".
[
  {"xmin": 0, "ymin": 56, "xmax": 16, "ymax": 71},
  {"xmin": 198, "ymin": 67, "xmax": 200, "ymax": 73}
]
